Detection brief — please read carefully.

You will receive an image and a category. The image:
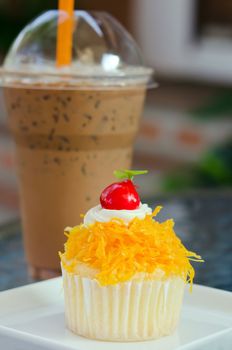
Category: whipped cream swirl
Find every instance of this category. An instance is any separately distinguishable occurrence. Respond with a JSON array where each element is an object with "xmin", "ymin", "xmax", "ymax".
[{"xmin": 84, "ymin": 203, "xmax": 152, "ymax": 226}]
